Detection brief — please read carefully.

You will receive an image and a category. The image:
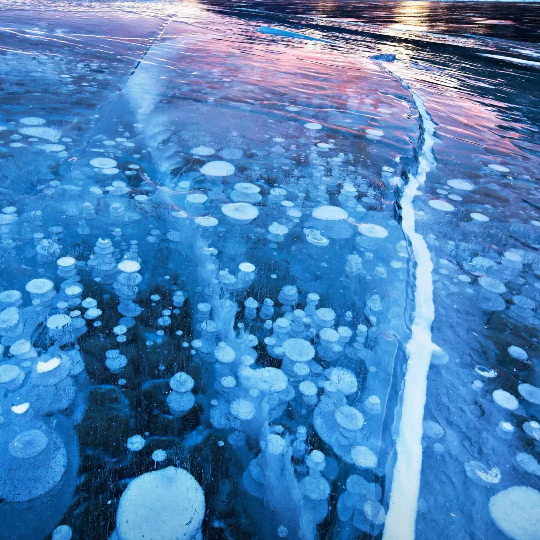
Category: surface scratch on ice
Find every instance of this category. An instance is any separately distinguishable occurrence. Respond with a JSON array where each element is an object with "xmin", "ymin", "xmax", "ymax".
[{"xmin": 478, "ymin": 53, "xmax": 540, "ymax": 68}]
